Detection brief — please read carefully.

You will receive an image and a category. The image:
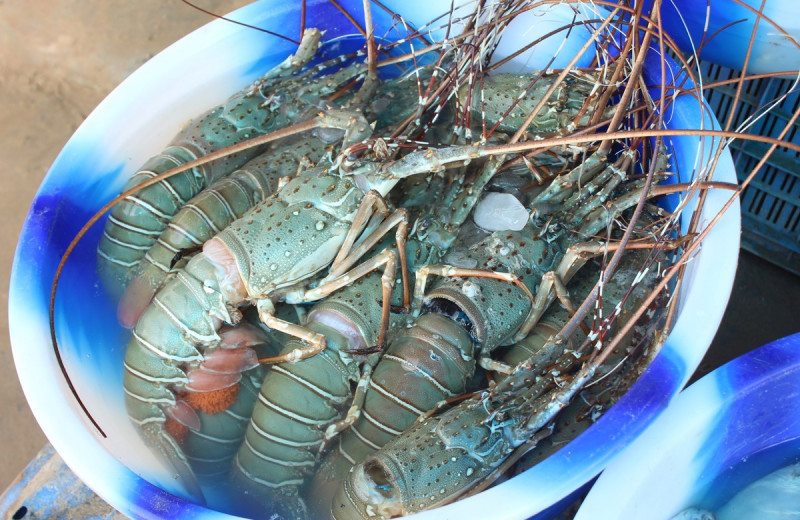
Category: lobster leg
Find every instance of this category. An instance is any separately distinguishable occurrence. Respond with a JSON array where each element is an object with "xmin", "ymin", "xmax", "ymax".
[
  {"xmin": 246, "ymin": 190, "xmax": 411, "ymax": 360},
  {"xmin": 327, "ymin": 209, "xmax": 411, "ymax": 310},
  {"xmin": 513, "ymin": 175, "xmax": 678, "ymax": 344},
  {"xmin": 306, "ymin": 247, "xmax": 401, "ymax": 349},
  {"xmin": 257, "ymin": 247, "xmax": 401, "ymax": 363},
  {"xmin": 327, "ymin": 191, "xmax": 407, "ymax": 277},
  {"xmin": 479, "ymin": 271, "xmax": 582, "ymax": 375},
  {"xmin": 321, "ymin": 364, "xmax": 374, "ymax": 446},
  {"xmin": 411, "ymin": 265, "xmax": 535, "ymax": 316},
  {"xmin": 317, "ymin": 107, "xmax": 373, "ymax": 149},
  {"xmin": 511, "ymin": 247, "xmax": 596, "ymax": 342},
  {"xmin": 256, "ymin": 300, "xmax": 330, "ymax": 364}
]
